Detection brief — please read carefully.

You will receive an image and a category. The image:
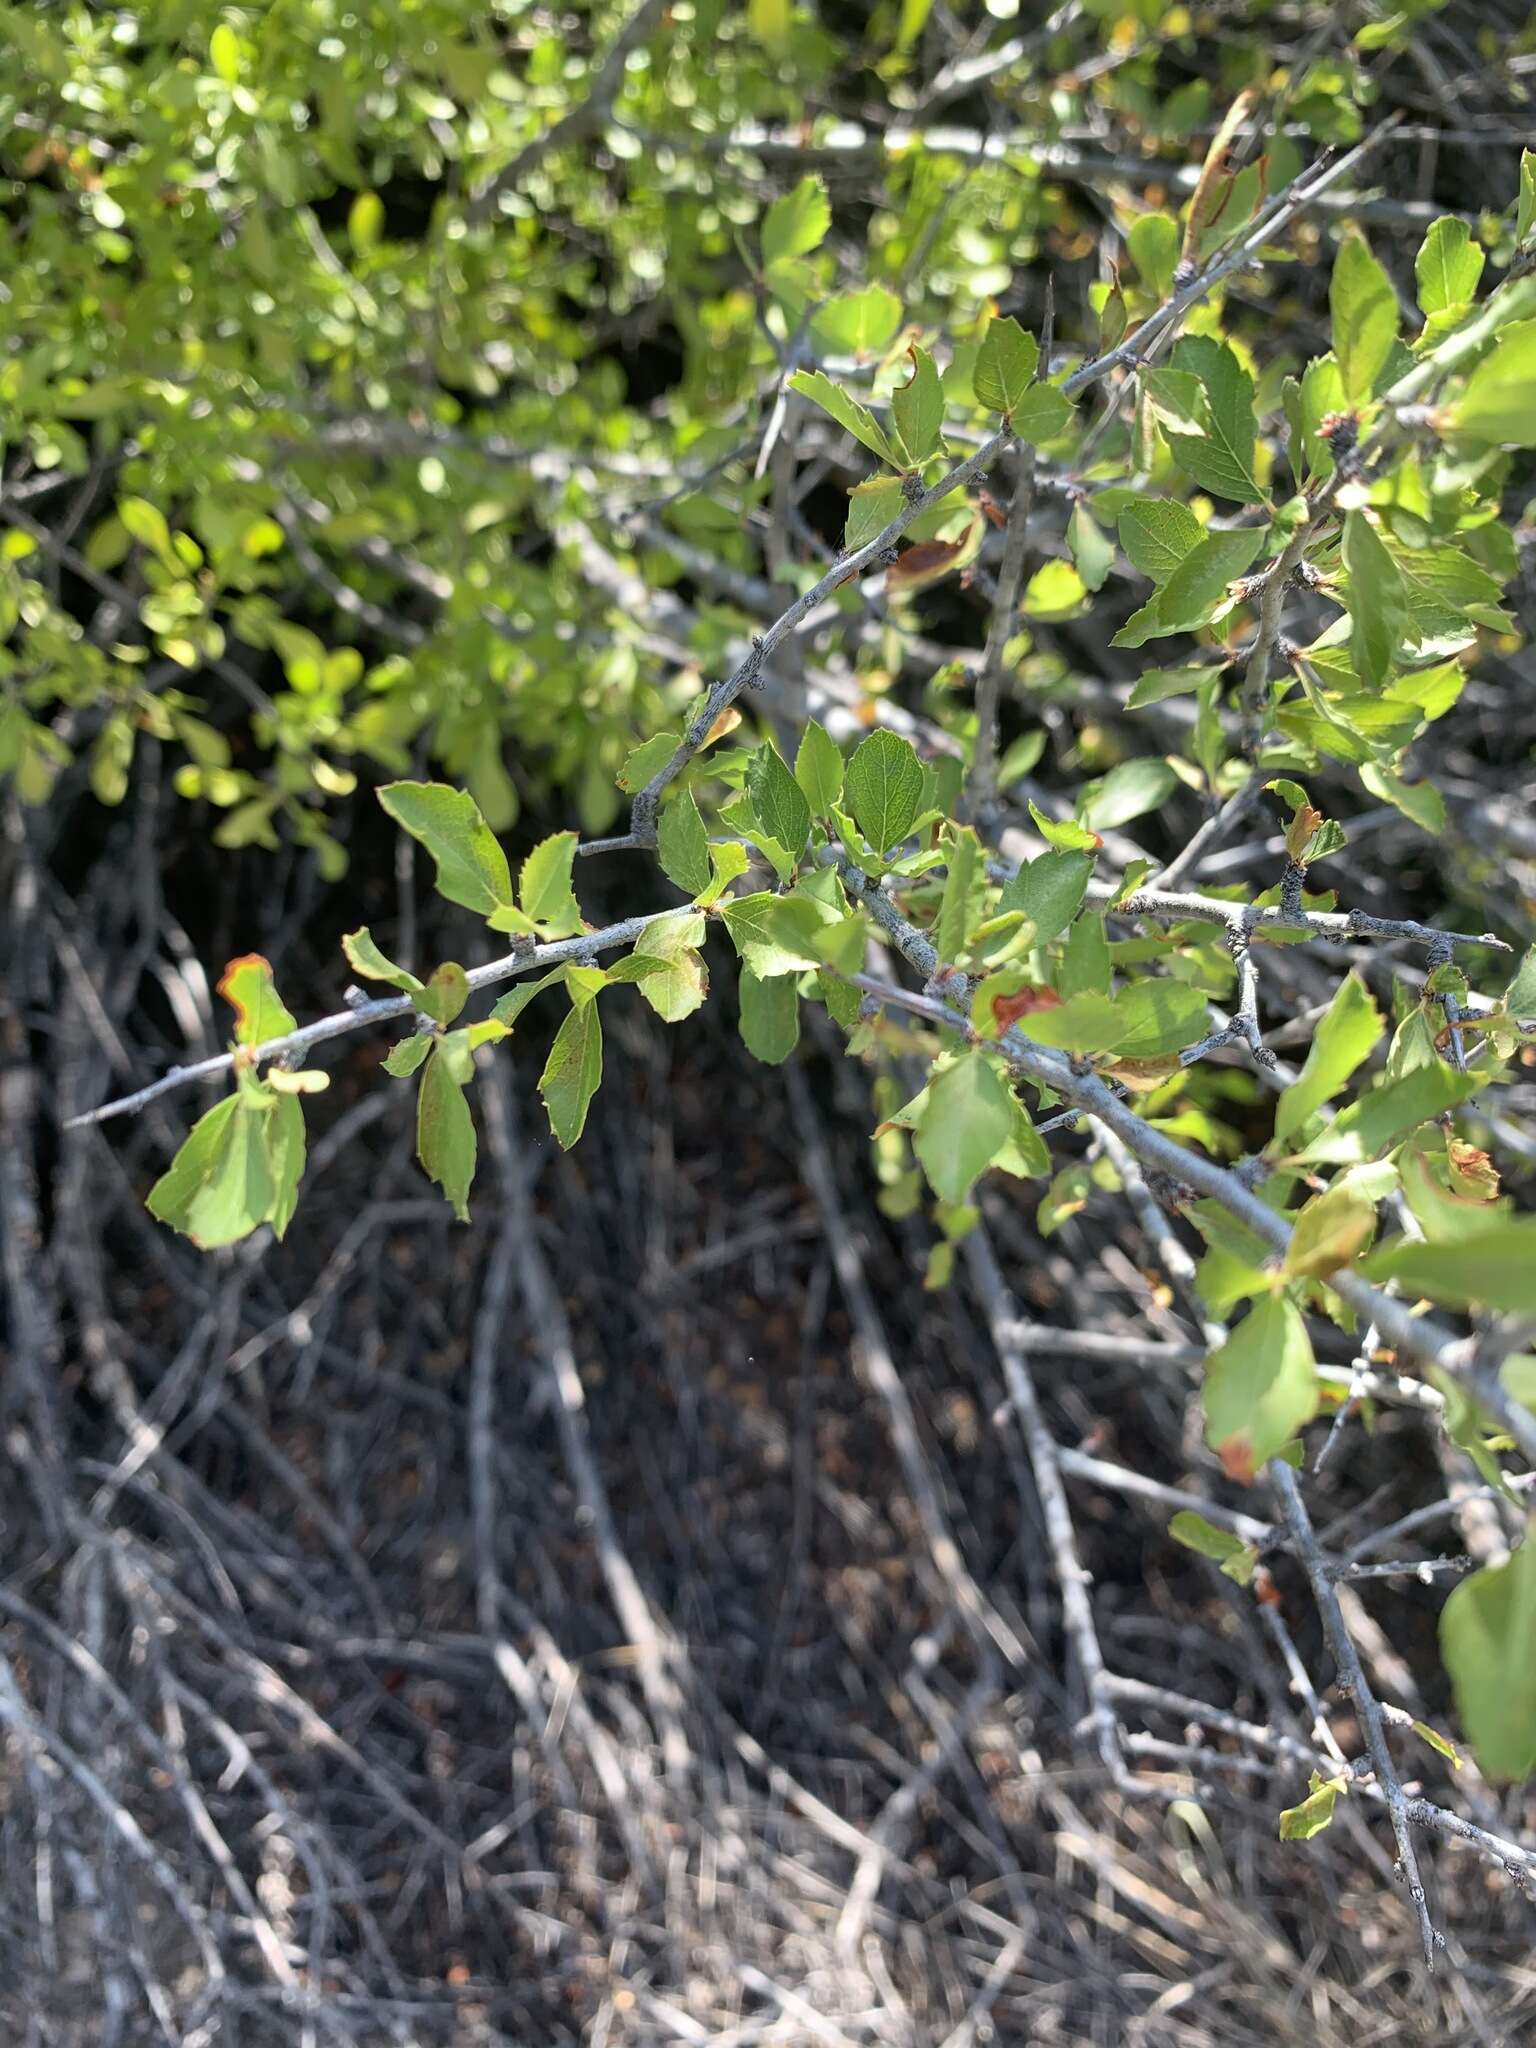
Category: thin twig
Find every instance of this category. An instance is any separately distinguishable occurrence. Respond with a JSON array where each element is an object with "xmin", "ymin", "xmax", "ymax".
[
  {"xmin": 468, "ymin": 0, "xmax": 670, "ymax": 221},
  {"xmin": 1269, "ymin": 1459, "xmax": 1440, "ymax": 1967},
  {"xmin": 966, "ymin": 1226, "xmax": 1129, "ymax": 1783},
  {"xmin": 64, "ymin": 909, "xmax": 677, "ymax": 1128},
  {"xmin": 969, "ymin": 285, "xmax": 1051, "ymax": 820},
  {"xmin": 628, "ymin": 129, "xmax": 1390, "ymax": 844}
]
